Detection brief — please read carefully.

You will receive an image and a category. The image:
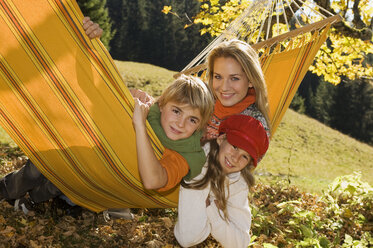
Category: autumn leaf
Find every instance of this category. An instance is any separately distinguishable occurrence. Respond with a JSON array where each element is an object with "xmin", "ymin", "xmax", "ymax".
[
  {"xmin": 161, "ymin": 6, "xmax": 172, "ymax": 15},
  {"xmin": 192, "ymin": 0, "xmax": 373, "ymax": 84}
]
